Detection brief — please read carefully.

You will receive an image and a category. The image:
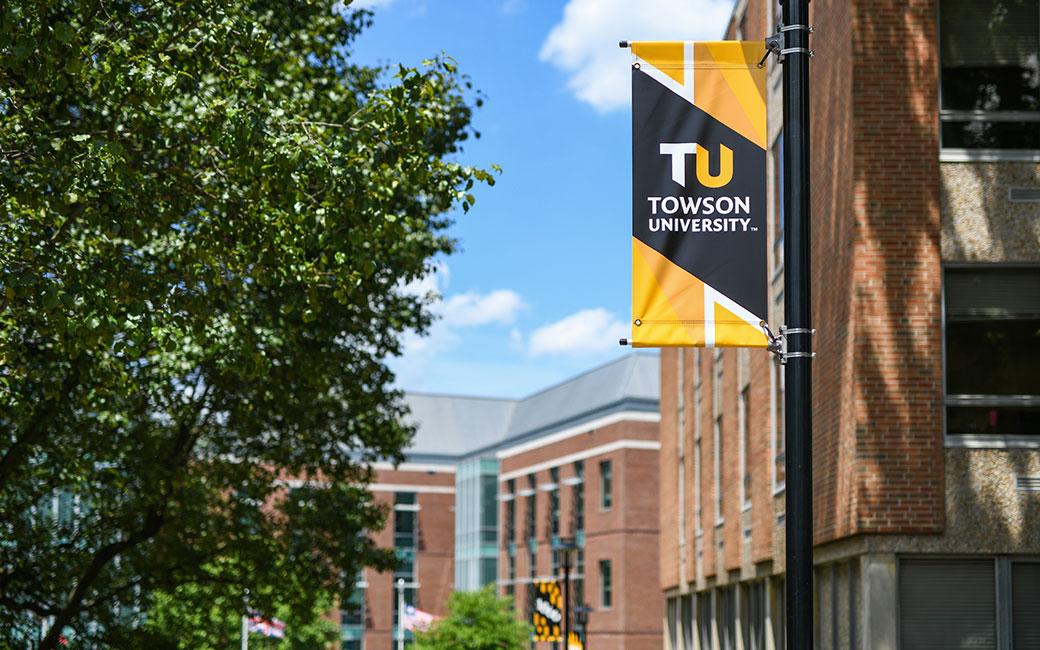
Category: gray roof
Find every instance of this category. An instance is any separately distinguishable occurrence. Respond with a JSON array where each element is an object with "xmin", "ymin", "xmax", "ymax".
[{"xmin": 401, "ymin": 353, "xmax": 659, "ymax": 464}]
